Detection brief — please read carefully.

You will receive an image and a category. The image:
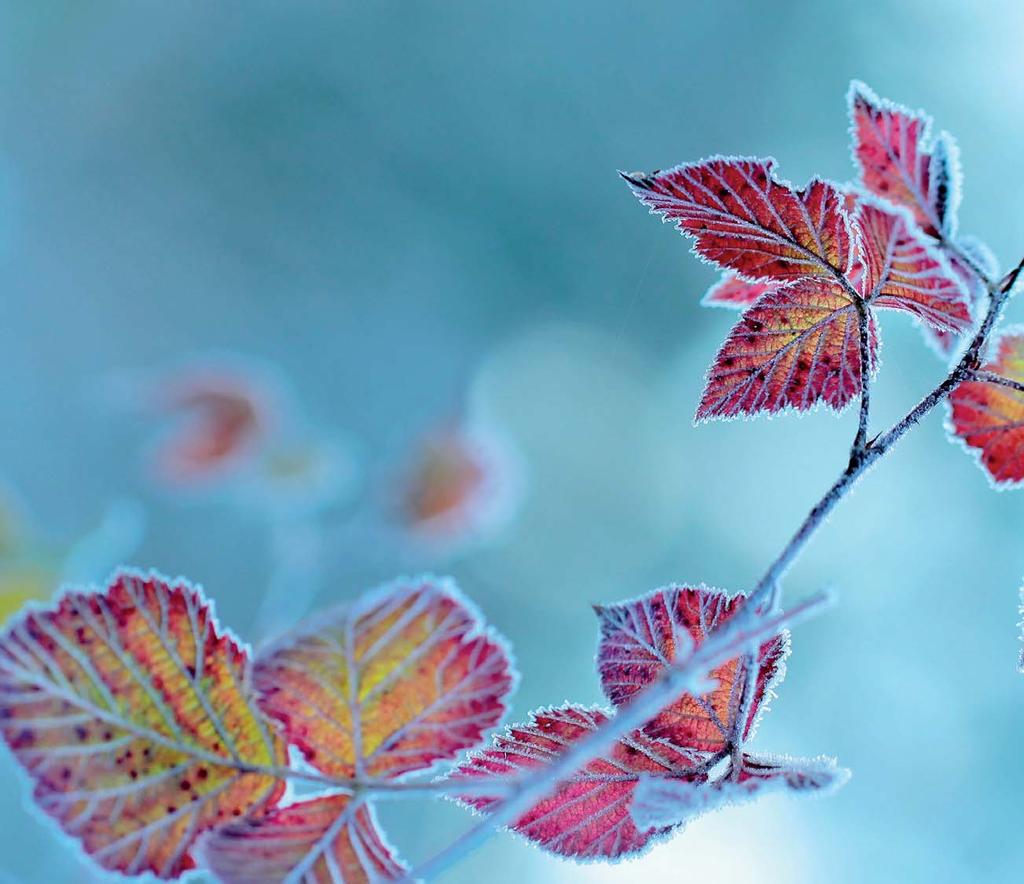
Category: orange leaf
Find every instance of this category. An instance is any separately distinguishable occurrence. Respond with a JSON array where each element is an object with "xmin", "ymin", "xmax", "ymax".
[
  {"xmin": 0, "ymin": 570, "xmax": 285, "ymax": 879},
  {"xmin": 255, "ymin": 577, "xmax": 515, "ymax": 779},
  {"xmin": 198, "ymin": 793, "xmax": 406, "ymax": 883},
  {"xmin": 948, "ymin": 331, "xmax": 1024, "ymax": 486}
]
